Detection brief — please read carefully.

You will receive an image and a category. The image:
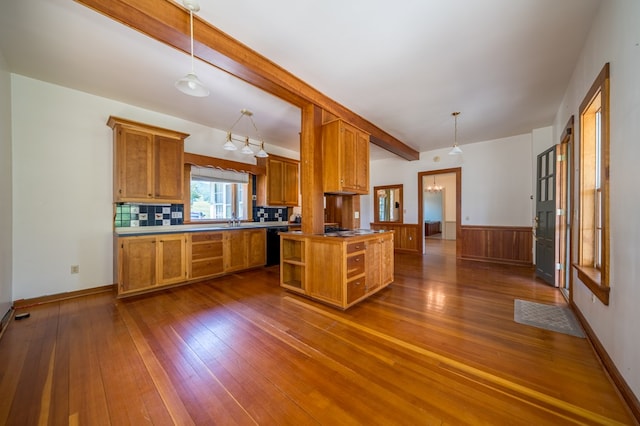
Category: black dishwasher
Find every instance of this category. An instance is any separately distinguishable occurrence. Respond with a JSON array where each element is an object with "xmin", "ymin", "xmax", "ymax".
[{"xmin": 266, "ymin": 226, "xmax": 289, "ymax": 266}]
